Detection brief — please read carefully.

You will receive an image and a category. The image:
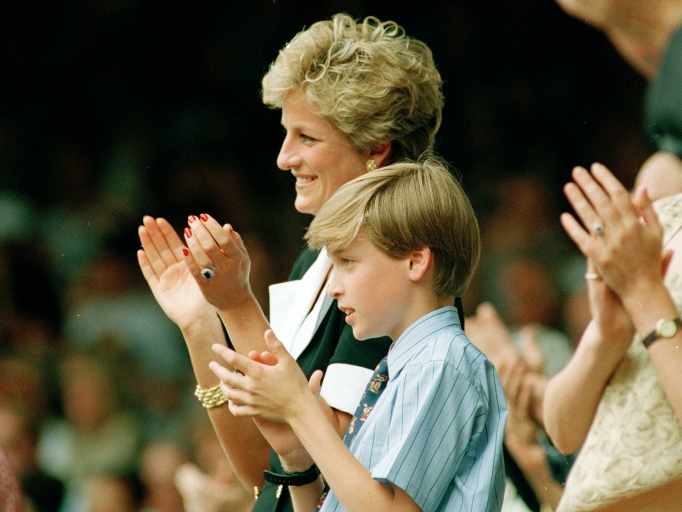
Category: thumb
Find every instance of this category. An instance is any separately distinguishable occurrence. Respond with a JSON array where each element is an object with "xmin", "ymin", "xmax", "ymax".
[
  {"xmin": 633, "ymin": 187, "xmax": 663, "ymax": 236},
  {"xmin": 263, "ymin": 329, "xmax": 288, "ymax": 360},
  {"xmin": 308, "ymin": 370, "xmax": 324, "ymax": 399},
  {"xmin": 519, "ymin": 325, "xmax": 545, "ymax": 375},
  {"xmin": 662, "ymin": 249, "xmax": 674, "ymax": 277}
]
